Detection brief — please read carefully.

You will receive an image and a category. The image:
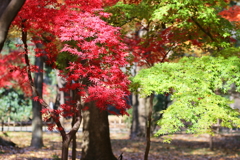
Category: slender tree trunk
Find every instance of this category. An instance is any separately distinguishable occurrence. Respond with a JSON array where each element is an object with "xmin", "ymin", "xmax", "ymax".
[
  {"xmin": 62, "ymin": 135, "xmax": 71, "ymax": 160},
  {"xmin": 71, "ymin": 115, "xmax": 77, "ymax": 160},
  {"xmin": 0, "ymin": 0, "xmax": 26, "ymax": 52},
  {"xmin": 130, "ymin": 65, "xmax": 148, "ymax": 139},
  {"xmin": 54, "ymin": 70, "xmax": 66, "ymax": 125},
  {"xmin": 130, "ymin": 93, "xmax": 140, "ymax": 139},
  {"xmin": 1, "ymin": 118, "xmax": 4, "ymax": 132},
  {"xmin": 144, "ymin": 93, "xmax": 154, "ymax": 160},
  {"xmin": 209, "ymin": 134, "xmax": 213, "ymax": 151},
  {"xmin": 131, "ymin": 95, "xmax": 152, "ymax": 139},
  {"xmin": 61, "ymin": 97, "xmax": 82, "ymax": 160},
  {"xmin": 21, "ymin": 28, "xmax": 82, "ymax": 159},
  {"xmin": 30, "ymin": 55, "xmax": 44, "ymax": 148},
  {"xmin": 81, "ymin": 101, "xmax": 117, "ymax": 160}
]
